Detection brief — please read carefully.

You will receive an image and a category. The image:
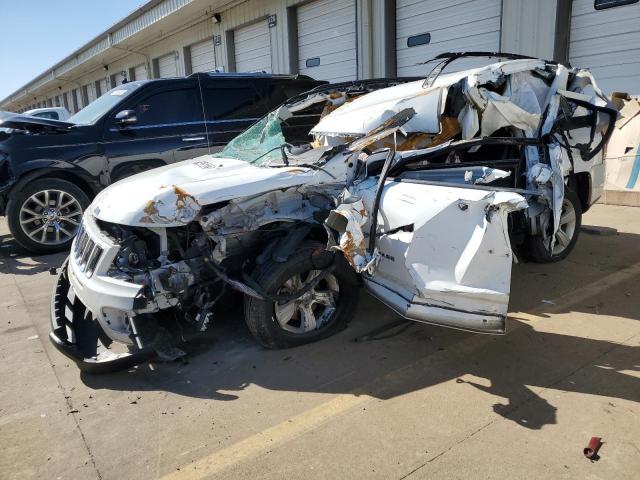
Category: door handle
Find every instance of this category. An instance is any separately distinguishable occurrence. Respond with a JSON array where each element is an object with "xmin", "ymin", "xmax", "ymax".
[{"xmin": 182, "ymin": 136, "xmax": 205, "ymax": 142}]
